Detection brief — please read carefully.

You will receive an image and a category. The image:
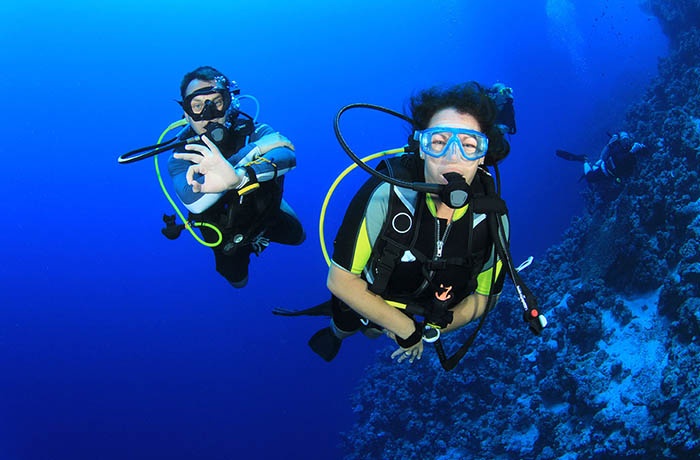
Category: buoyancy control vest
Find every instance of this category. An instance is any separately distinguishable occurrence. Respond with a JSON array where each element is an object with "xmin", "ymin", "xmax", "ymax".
[
  {"xmin": 367, "ymin": 153, "xmax": 506, "ymax": 305},
  {"xmin": 364, "ymin": 153, "xmax": 544, "ymax": 370}
]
